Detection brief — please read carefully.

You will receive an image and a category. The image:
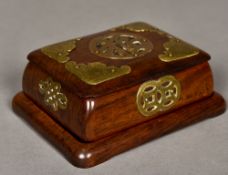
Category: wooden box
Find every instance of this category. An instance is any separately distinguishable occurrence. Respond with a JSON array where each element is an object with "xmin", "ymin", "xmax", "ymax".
[{"xmin": 12, "ymin": 22, "xmax": 226, "ymax": 168}]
